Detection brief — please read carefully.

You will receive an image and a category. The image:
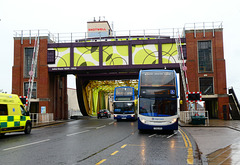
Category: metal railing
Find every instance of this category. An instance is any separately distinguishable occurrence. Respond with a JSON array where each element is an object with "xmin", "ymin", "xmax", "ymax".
[
  {"xmin": 13, "ymin": 22, "xmax": 223, "ymax": 44},
  {"xmin": 184, "ymin": 21, "xmax": 223, "ymax": 31},
  {"xmin": 13, "ymin": 28, "xmax": 184, "ymax": 44},
  {"xmin": 13, "ymin": 29, "xmax": 54, "ymax": 44},
  {"xmin": 183, "ymin": 21, "xmax": 223, "ymax": 38},
  {"xmin": 30, "ymin": 113, "xmax": 54, "ymax": 124},
  {"xmin": 180, "ymin": 110, "xmax": 209, "ymax": 125}
]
